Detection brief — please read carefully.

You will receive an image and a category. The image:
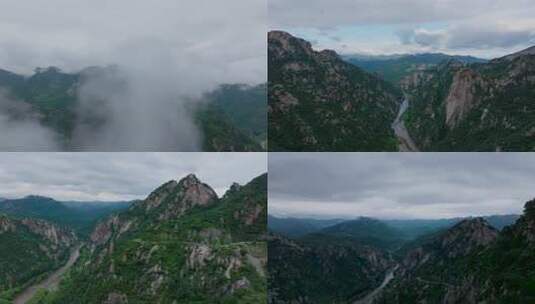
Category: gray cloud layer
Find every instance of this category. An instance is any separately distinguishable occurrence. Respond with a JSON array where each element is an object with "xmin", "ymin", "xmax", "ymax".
[
  {"xmin": 0, "ymin": 153, "xmax": 266, "ymax": 201},
  {"xmin": 269, "ymin": 153, "xmax": 535, "ymax": 219},
  {"xmin": 0, "ymin": 0, "xmax": 266, "ymax": 151},
  {"xmin": 0, "ymin": 0, "xmax": 266, "ymax": 83},
  {"xmin": 270, "ymin": 0, "xmax": 535, "ymax": 55}
]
